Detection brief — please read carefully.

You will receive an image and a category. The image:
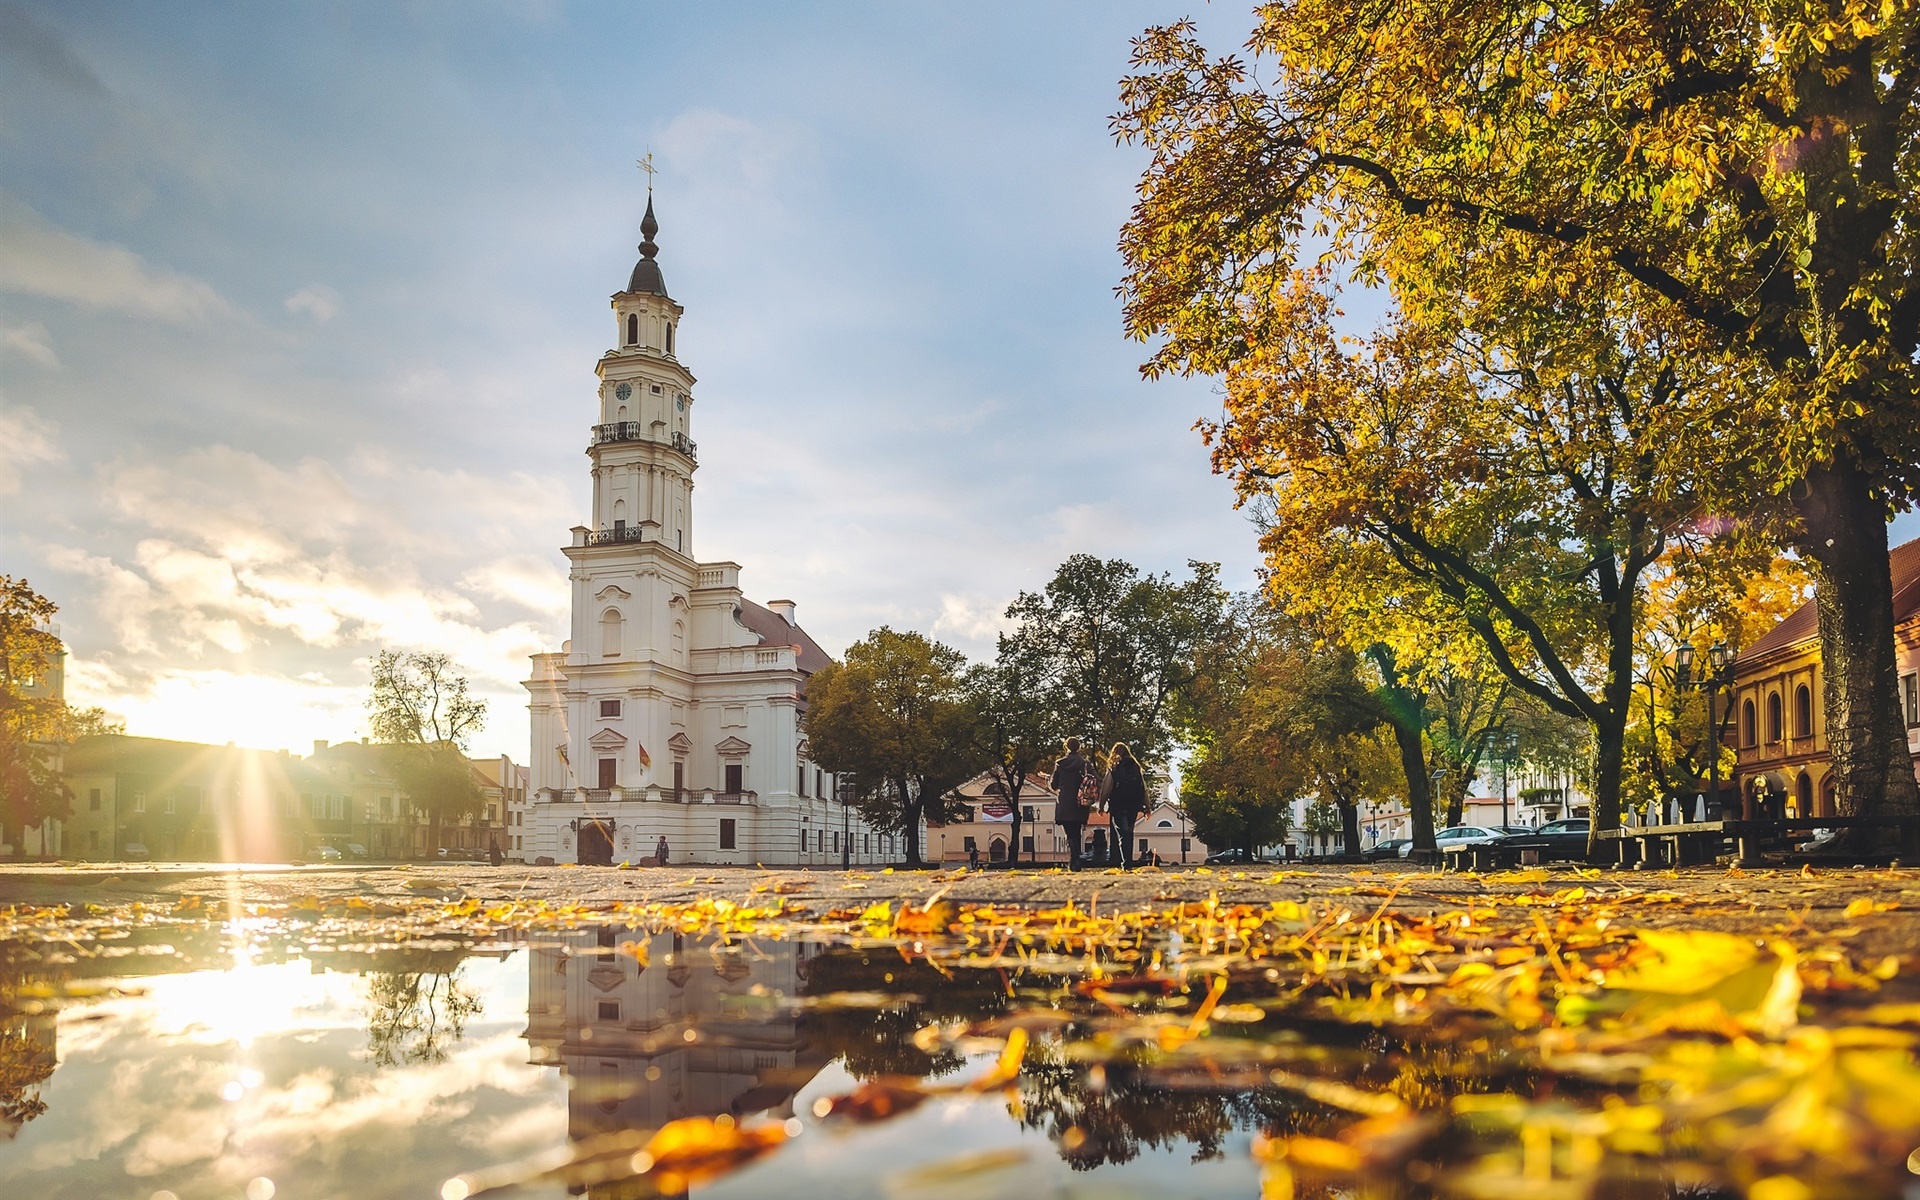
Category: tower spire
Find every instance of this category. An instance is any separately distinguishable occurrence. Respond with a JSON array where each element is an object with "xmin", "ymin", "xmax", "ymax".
[
  {"xmin": 639, "ymin": 195, "xmax": 659, "ymax": 261},
  {"xmin": 624, "ymin": 191, "xmax": 669, "ymax": 297}
]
